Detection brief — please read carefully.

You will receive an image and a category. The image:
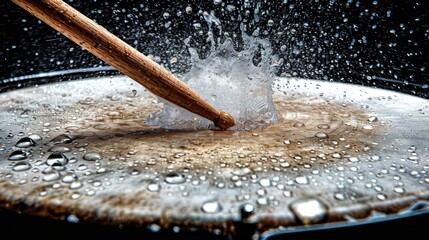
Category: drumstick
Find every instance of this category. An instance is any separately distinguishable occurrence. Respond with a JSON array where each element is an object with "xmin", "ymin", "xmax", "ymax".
[{"xmin": 11, "ymin": 0, "xmax": 235, "ymax": 129}]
